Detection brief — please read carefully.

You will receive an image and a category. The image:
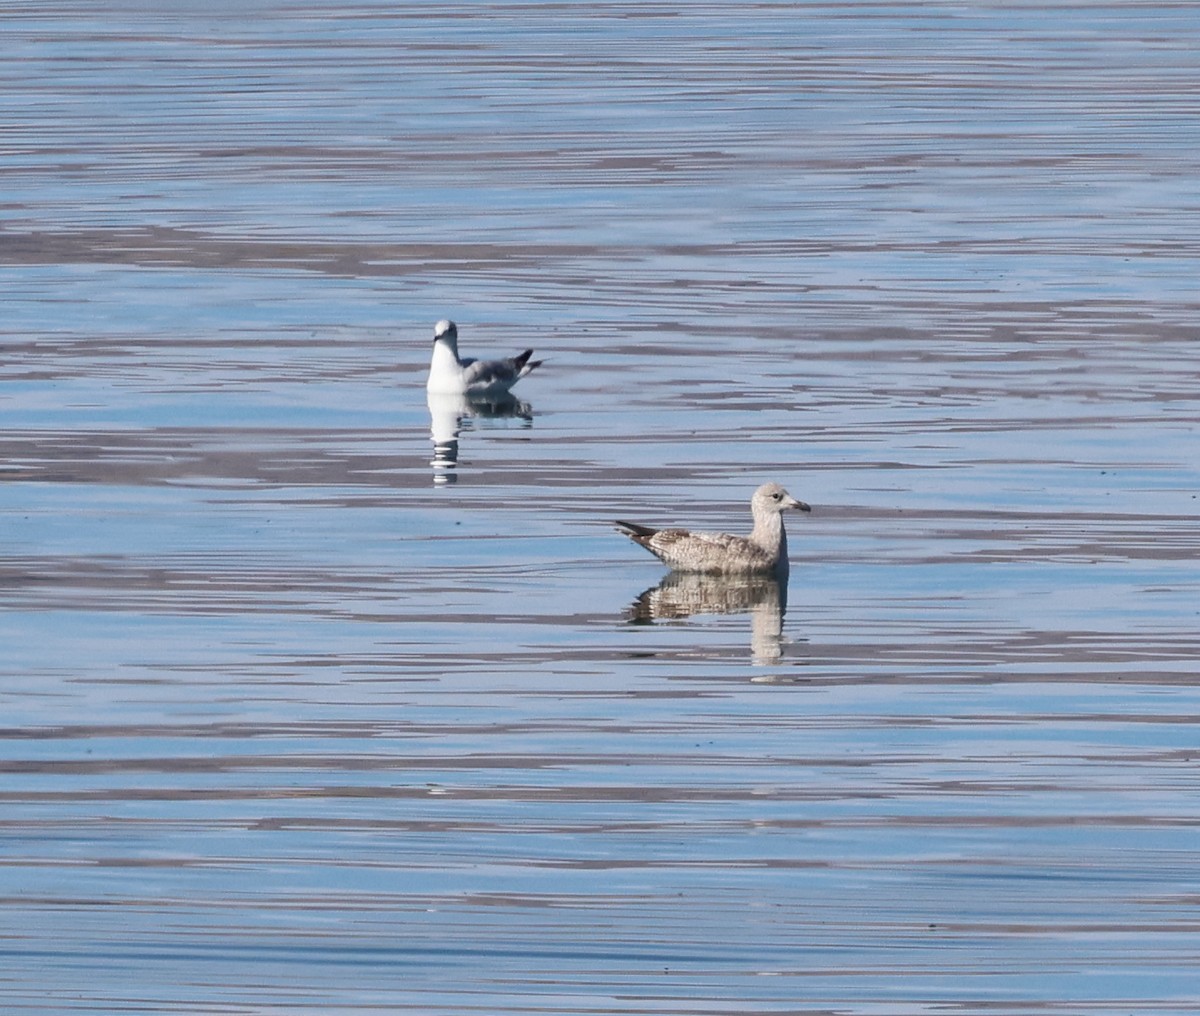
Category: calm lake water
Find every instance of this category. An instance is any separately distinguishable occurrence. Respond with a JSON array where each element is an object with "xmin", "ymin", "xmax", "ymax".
[{"xmin": 3, "ymin": 3, "xmax": 1199, "ymax": 1014}]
